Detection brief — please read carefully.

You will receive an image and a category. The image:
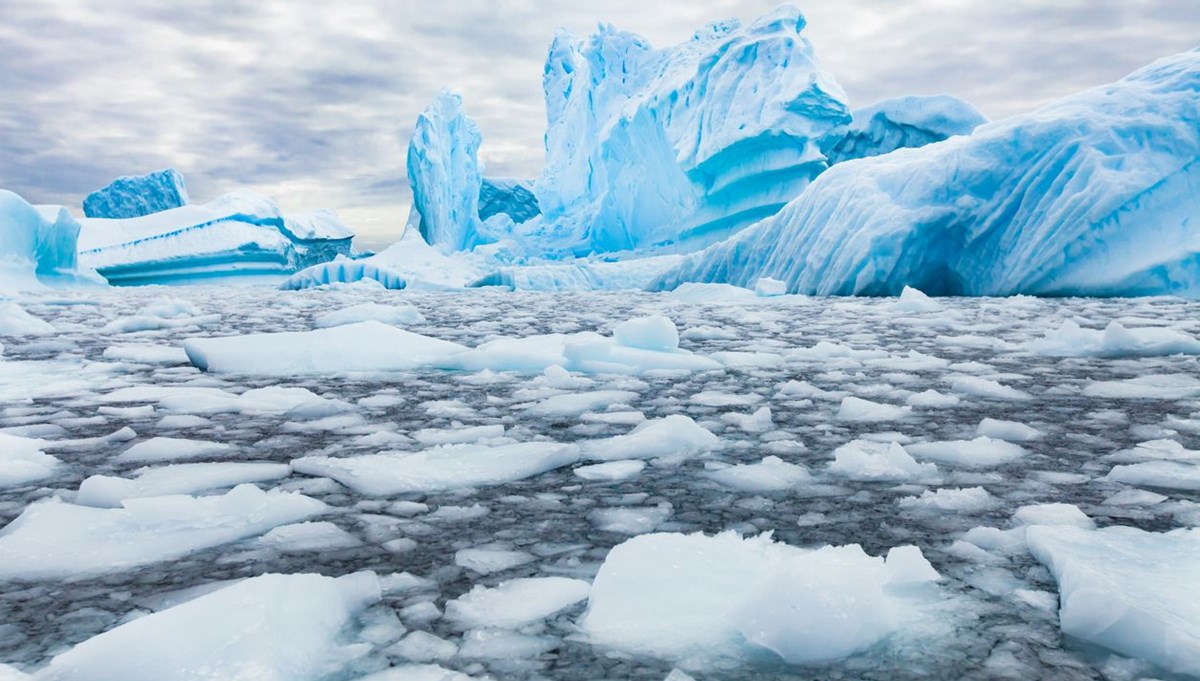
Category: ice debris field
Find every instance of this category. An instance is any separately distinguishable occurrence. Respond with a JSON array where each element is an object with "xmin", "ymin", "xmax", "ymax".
[
  {"xmin": 1, "ymin": 1, "xmax": 1200, "ymax": 679},
  {"xmin": 0, "ymin": 286, "xmax": 1198, "ymax": 680}
]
